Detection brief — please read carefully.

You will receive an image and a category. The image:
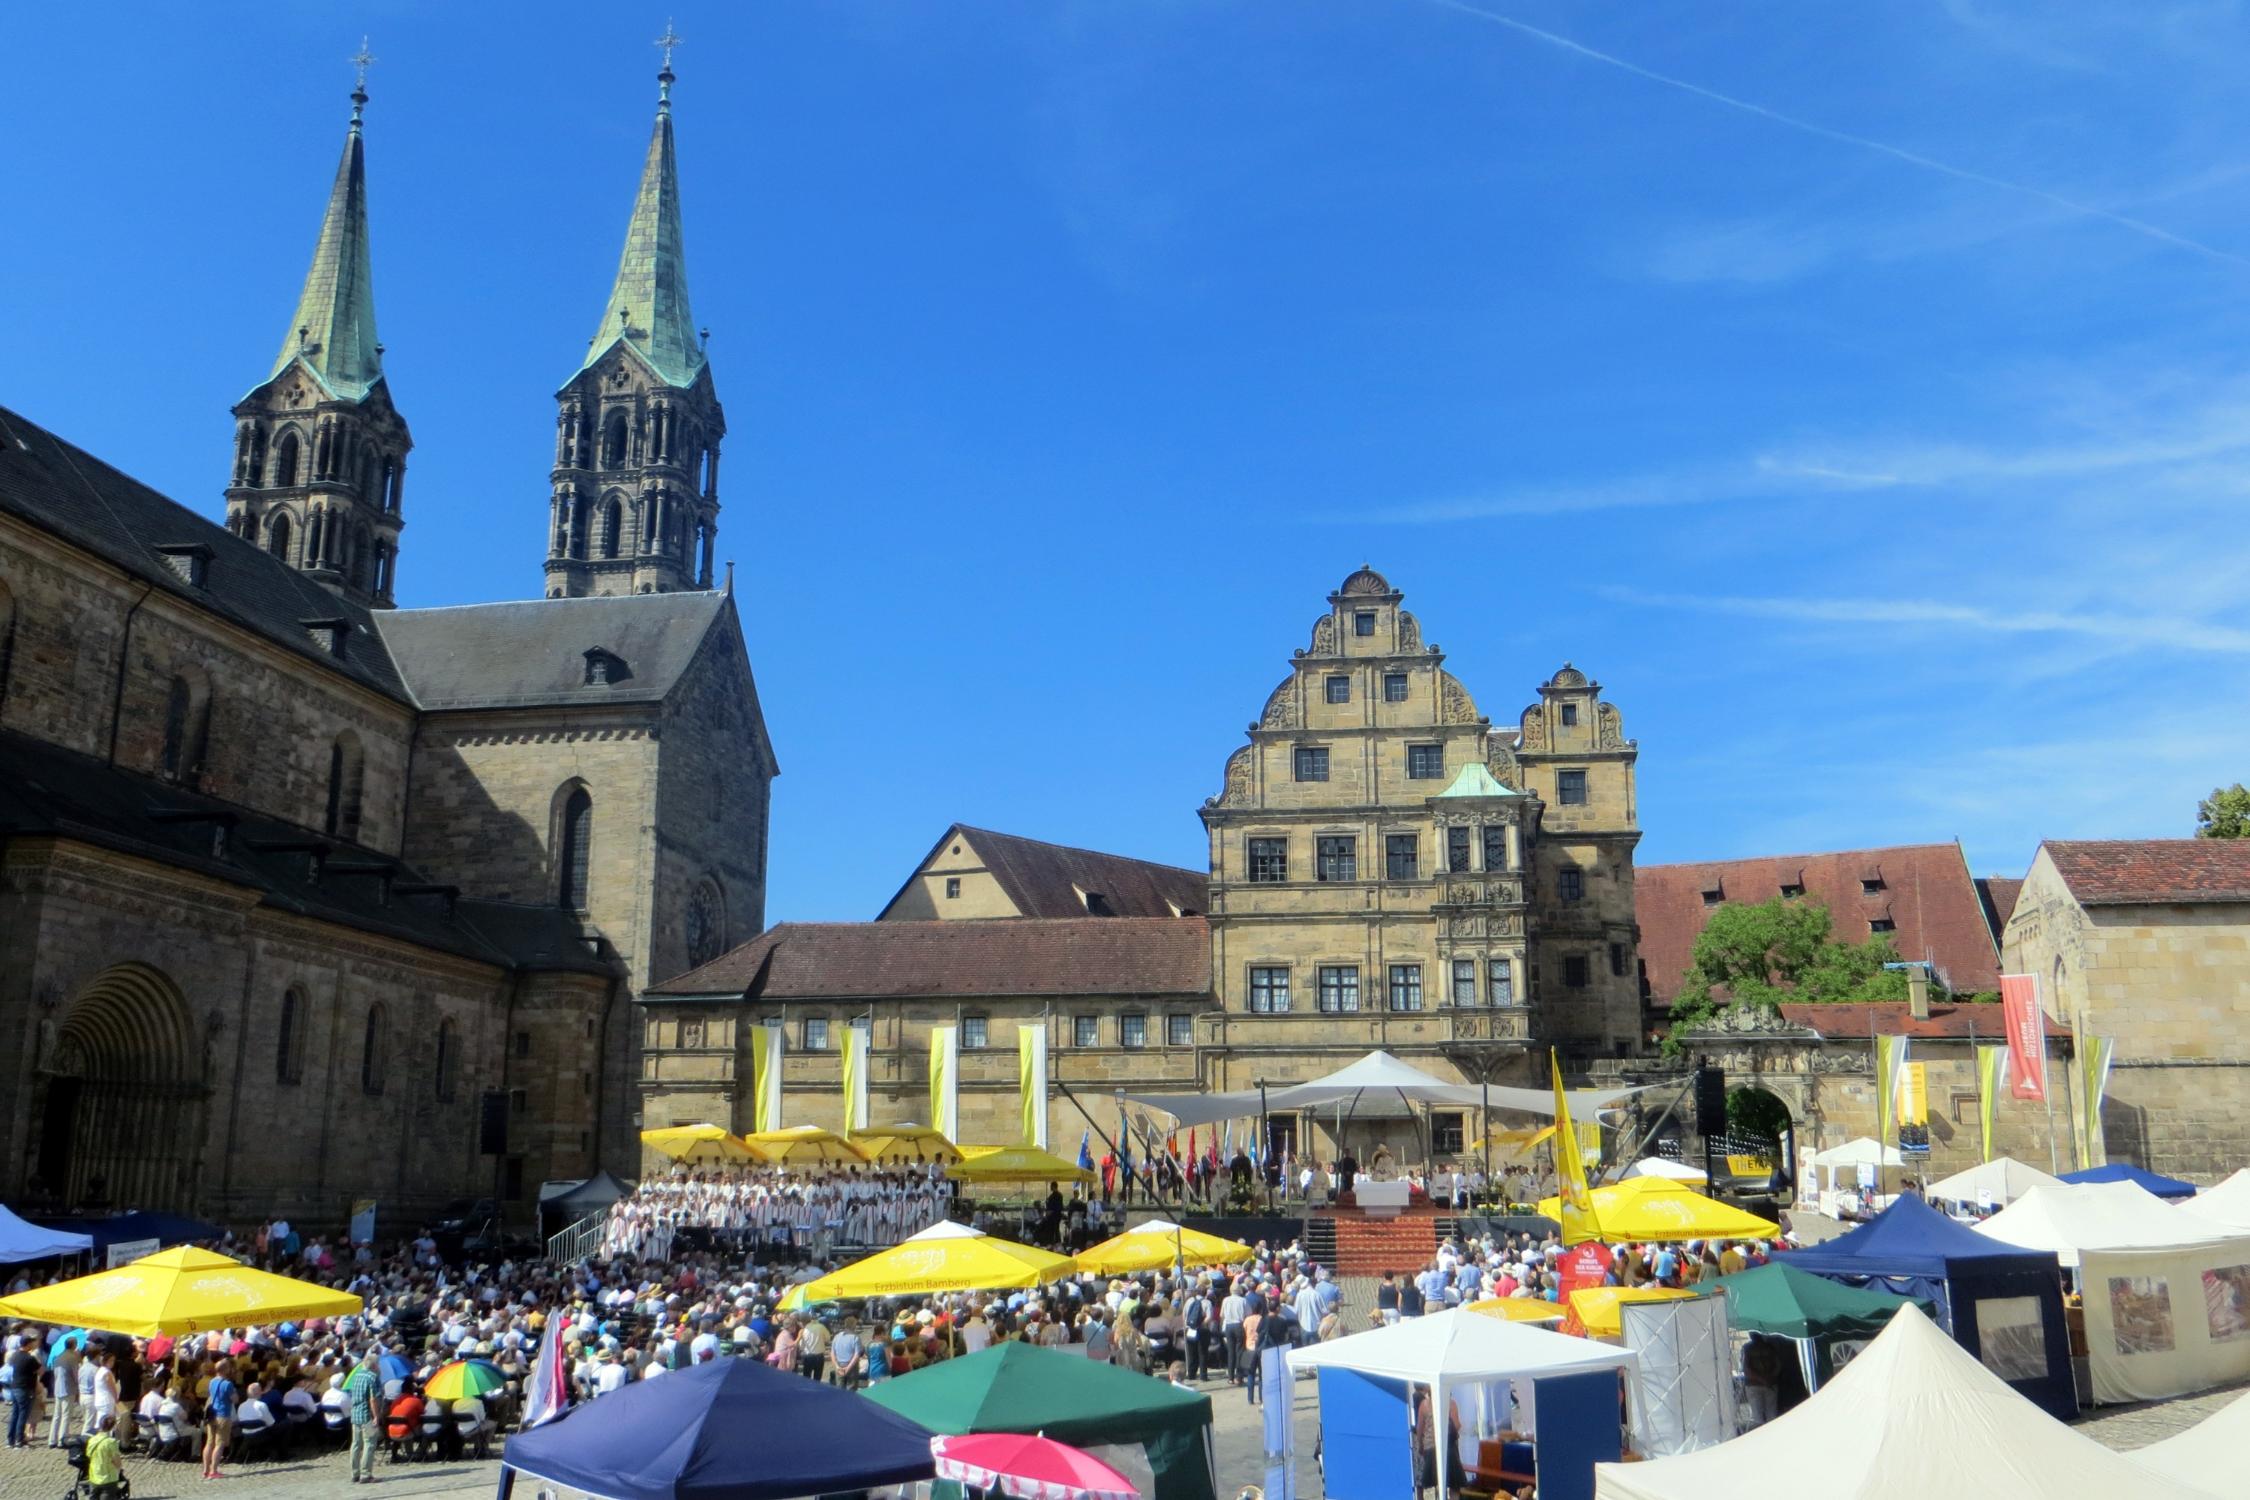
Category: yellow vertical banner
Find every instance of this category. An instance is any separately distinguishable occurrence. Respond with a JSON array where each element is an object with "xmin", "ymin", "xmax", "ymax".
[
  {"xmin": 1550, "ymin": 1049, "xmax": 1601, "ymax": 1245},
  {"xmin": 840, "ymin": 1023, "xmax": 870, "ymax": 1134},
  {"xmin": 1975, "ymin": 1044, "xmax": 2009, "ymax": 1162},
  {"xmin": 749, "ymin": 1023, "xmax": 774, "ymax": 1134},
  {"xmin": 2079, "ymin": 1037, "xmax": 2115, "ymax": 1170},
  {"xmin": 1017, "ymin": 1023, "xmax": 1049, "ymax": 1149},
  {"xmin": 929, "ymin": 1025, "xmax": 958, "ymax": 1142},
  {"xmin": 1874, "ymin": 1035, "xmax": 1909, "ymax": 1148},
  {"xmin": 1901, "ymin": 1062, "xmax": 1928, "ymax": 1126}
]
